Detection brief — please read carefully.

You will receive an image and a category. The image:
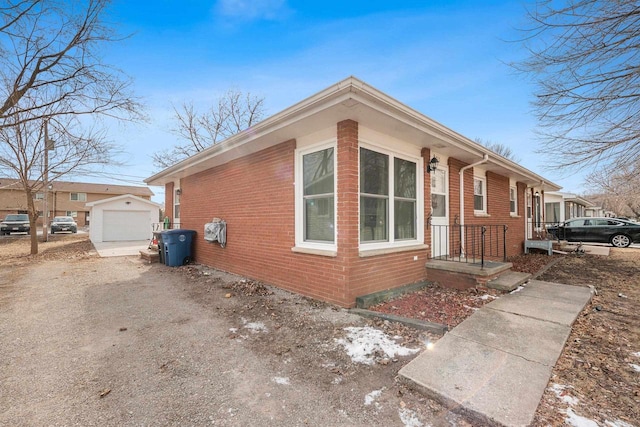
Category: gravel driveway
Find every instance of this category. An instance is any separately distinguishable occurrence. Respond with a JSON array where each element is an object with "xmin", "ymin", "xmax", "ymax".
[{"xmin": 0, "ymin": 245, "xmax": 463, "ymax": 426}]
